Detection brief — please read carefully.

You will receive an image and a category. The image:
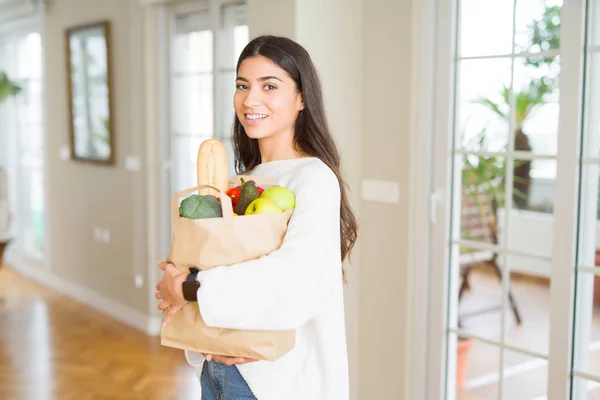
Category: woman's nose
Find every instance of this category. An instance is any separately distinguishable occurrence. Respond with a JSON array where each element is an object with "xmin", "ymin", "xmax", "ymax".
[{"xmin": 243, "ymin": 87, "xmax": 262, "ymax": 107}]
